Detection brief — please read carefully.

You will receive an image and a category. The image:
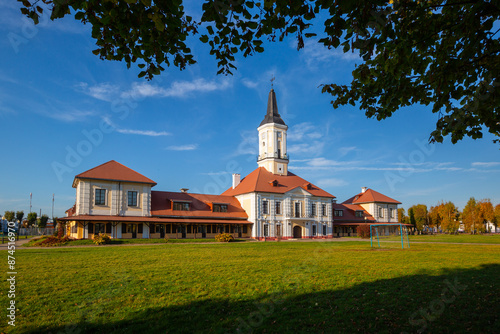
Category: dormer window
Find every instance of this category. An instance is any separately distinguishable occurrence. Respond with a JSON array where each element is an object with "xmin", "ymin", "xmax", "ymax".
[
  {"xmin": 173, "ymin": 202, "xmax": 190, "ymax": 211},
  {"xmin": 213, "ymin": 204, "xmax": 228, "ymax": 212},
  {"xmin": 334, "ymin": 210, "xmax": 343, "ymax": 217},
  {"xmin": 269, "ymin": 180, "xmax": 279, "ymax": 187},
  {"xmin": 355, "ymin": 211, "xmax": 364, "ymax": 218}
]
